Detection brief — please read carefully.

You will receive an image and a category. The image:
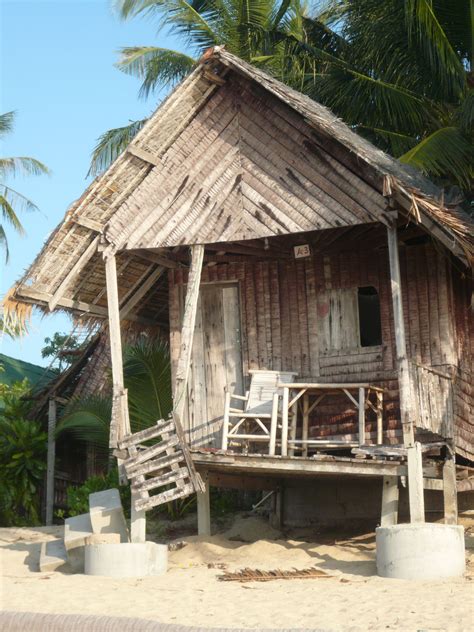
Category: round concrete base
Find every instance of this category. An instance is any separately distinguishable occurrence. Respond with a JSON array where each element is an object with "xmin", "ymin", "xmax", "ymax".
[
  {"xmin": 376, "ymin": 523, "xmax": 465, "ymax": 580},
  {"xmin": 84, "ymin": 542, "xmax": 168, "ymax": 578}
]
